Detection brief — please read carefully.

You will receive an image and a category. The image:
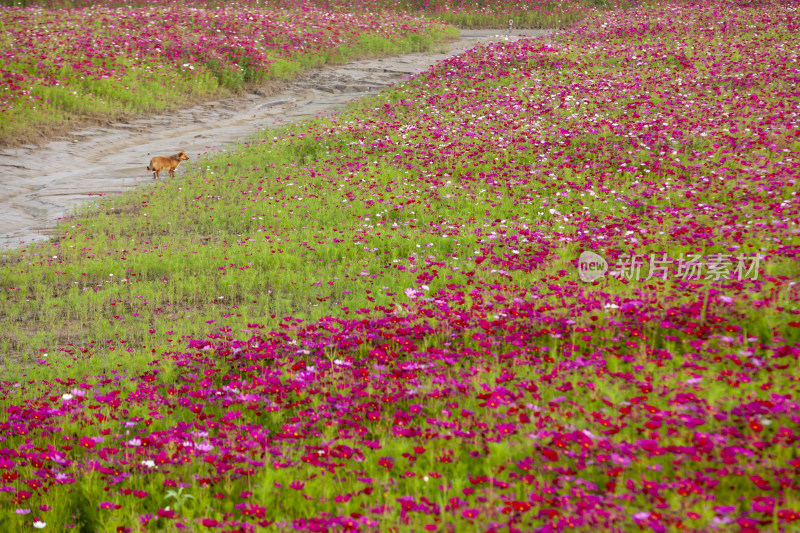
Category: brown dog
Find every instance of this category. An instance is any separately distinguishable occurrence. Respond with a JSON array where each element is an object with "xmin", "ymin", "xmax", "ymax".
[{"xmin": 146, "ymin": 151, "xmax": 189, "ymax": 179}]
